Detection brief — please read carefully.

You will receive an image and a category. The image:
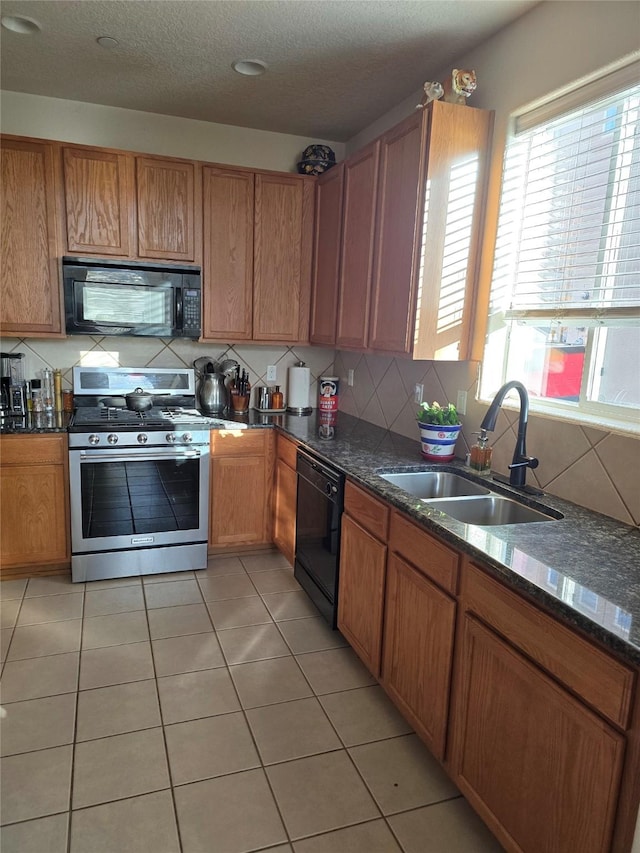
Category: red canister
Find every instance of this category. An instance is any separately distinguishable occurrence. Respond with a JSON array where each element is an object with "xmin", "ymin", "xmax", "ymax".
[{"xmin": 318, "ymin": 376, "xmax": 339, "ymax": 413}]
